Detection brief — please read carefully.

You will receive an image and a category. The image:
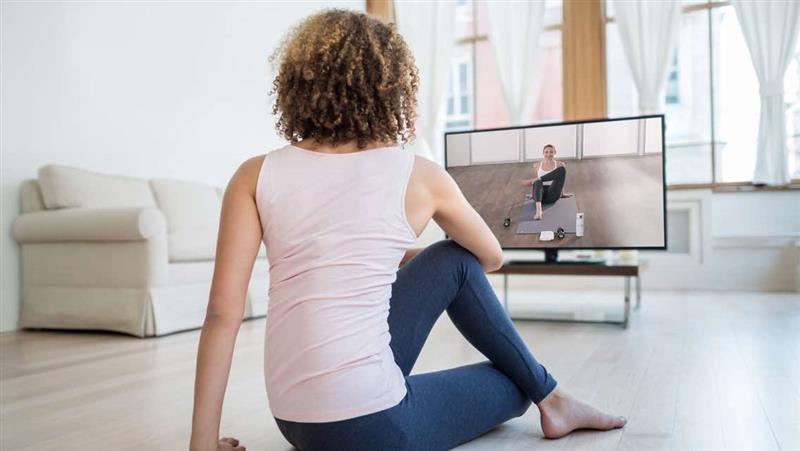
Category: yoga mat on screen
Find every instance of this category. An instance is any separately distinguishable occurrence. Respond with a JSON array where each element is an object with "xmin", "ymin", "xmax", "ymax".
[{"xmin": 516, "ymin": 196, "xmax": 578, "ymax": 234}]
